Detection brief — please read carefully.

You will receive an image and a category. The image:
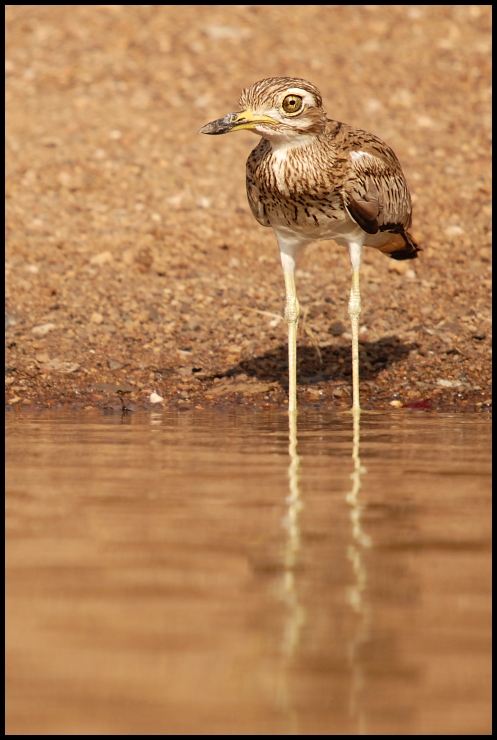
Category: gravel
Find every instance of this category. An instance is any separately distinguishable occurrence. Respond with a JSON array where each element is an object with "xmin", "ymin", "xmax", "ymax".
[{"xmin": 5, "ymin": 6, "xmax": 491, "ymax": 413}]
